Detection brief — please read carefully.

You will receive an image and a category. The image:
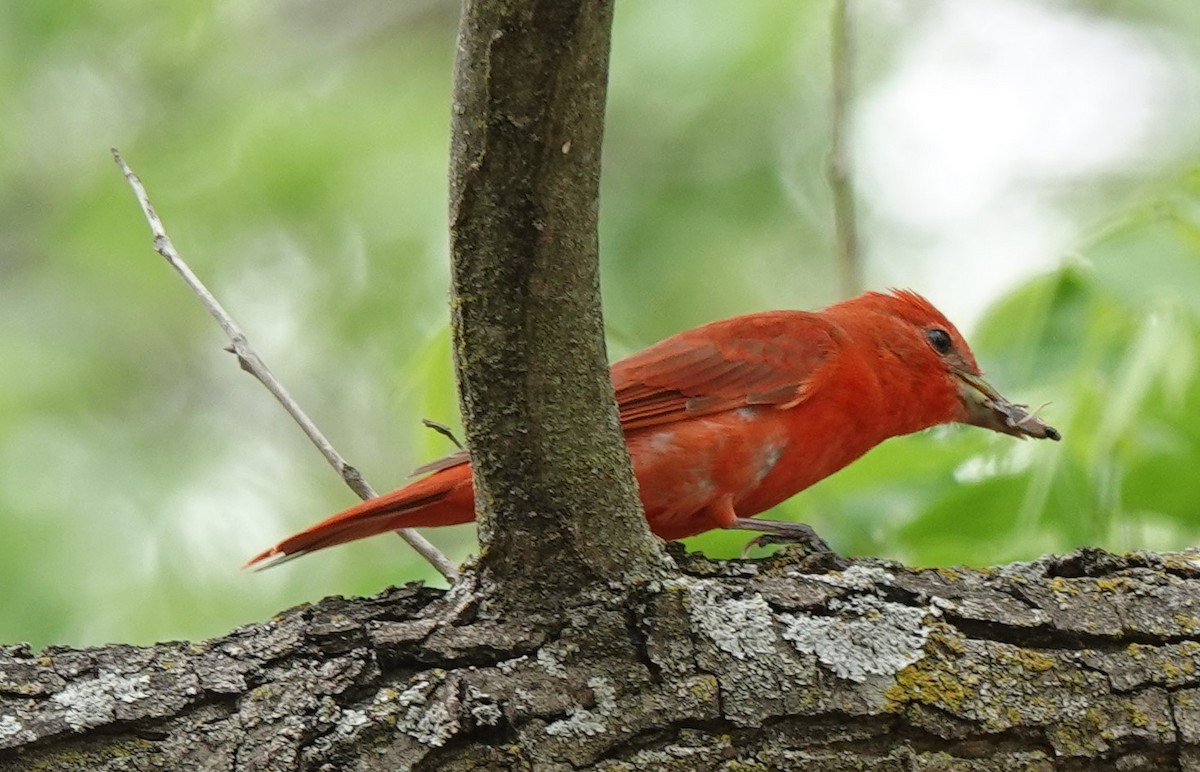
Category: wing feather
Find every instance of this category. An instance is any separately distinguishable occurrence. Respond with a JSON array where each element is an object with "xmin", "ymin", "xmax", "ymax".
[
  {"xmin": 612, "ymin": 311, "xmax": 836, "ymax": 430},
  {"xmin": 410, "ymin": 311, "xmax": 838, "ymax": 473}
]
